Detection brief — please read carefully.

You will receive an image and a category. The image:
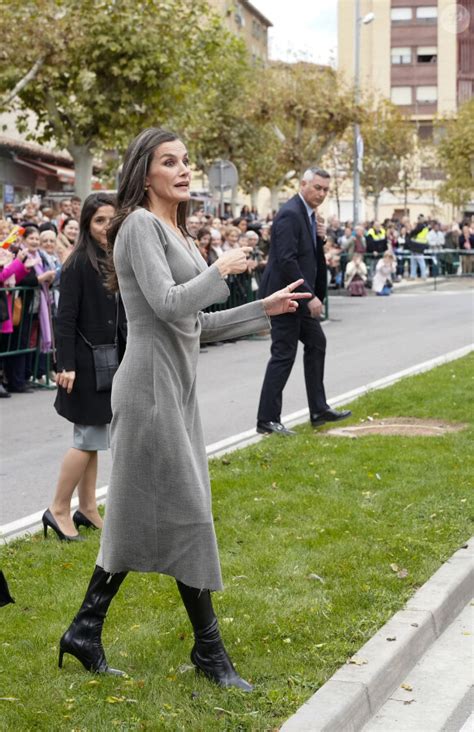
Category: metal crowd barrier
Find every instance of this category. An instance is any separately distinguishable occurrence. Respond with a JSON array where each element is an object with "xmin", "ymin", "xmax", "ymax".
[{"xmin": 0, "ymin": 285, "xmax": 56, "ymax": 388}]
